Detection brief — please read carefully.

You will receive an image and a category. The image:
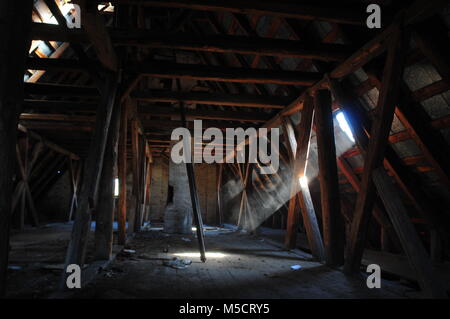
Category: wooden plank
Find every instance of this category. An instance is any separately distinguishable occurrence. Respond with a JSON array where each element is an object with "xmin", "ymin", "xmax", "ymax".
[
  {"xmin": 132, "ymin": 90, "xmax": 290, "ymax": 109},
  {"xmin": 129, "ymin": 61, "xmax": 321, "ymax": 86},
  {"xmin": 372, "ymin": 168, "xmax": 447, "ymax": 298},
  {"xmin": 103, "ymin": 0, "xmax": 364, "ymax": 25},
  {"xmin": 0, "ymin": 0, "xmax": 33, "ymax": 296},
  {"xmin": 314, "ymin": 89, "xmax": 344, "ymax": 266},
  {"xmin": 344, "ymin": 27, "xmax": 406, "ymax": 274}
]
